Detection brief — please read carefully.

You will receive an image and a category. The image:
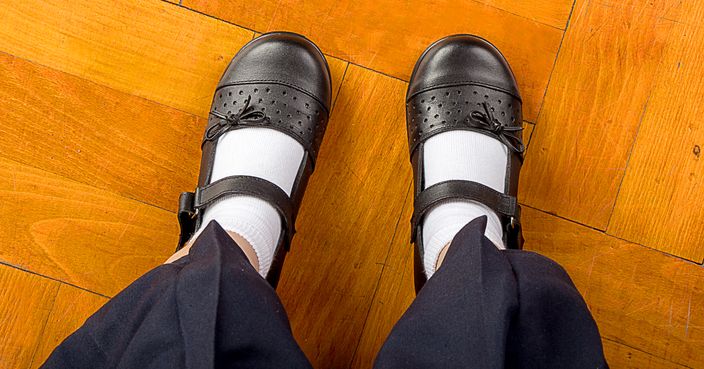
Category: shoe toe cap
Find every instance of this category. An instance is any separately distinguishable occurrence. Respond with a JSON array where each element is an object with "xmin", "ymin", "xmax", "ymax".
[
  {"xmin": 219, "ymin": 32, "xmax": 332, "ymax": 110},
  {"xmin": 408, "ymin": 35, "xmax": 520, "ymax": 99}
]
